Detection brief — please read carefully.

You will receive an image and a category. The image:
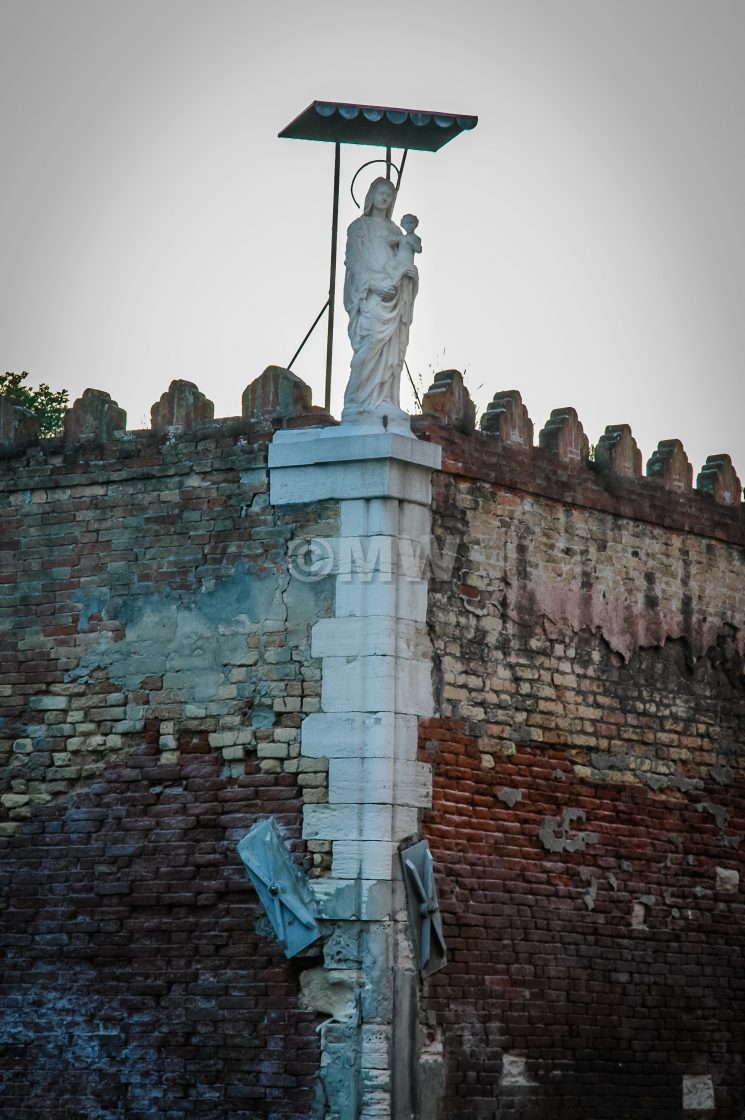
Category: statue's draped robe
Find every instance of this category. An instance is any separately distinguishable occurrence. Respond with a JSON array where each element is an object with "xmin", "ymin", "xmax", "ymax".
[{"xmin": 342, "ymin": 215, "xmax": 419, "ymax": 416}]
